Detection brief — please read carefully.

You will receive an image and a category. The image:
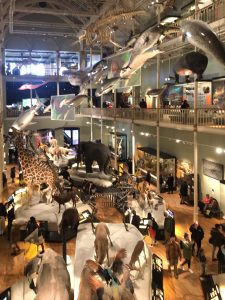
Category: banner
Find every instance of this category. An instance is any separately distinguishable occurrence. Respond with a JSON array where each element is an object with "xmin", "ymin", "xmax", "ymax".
[
  {"xmin": 51, "ymin": 94, "xmax": 75, "ymax": 121},
  {"xmin": 107, "ymin": 50, "xmax": 141, "ymax": 88}
]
